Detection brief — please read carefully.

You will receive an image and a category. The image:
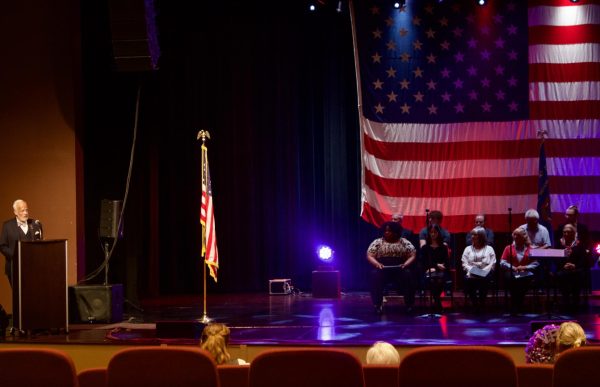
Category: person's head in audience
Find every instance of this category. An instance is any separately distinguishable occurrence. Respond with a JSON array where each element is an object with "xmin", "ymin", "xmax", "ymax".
[
  {"xmin": 469, "ymin": 226, "xmax": 487, "ymax": 248},
  {"xmin": 366, "ymin": 341, "xmax": 400, "ymax": 365},
  {"xmin": 512, "ymin": 227, "xmax": 531, "ymax": 248},
  {"xmin": 561, "ymin": 223, "xmax": 577, "ymax": 246},
  {"xmin": 525, "ymin": 324, "xmax": 560, "ymax": 364},
  {"xmin": 427, "ymin": 210, "xmax": 443, "ymax": 227},
  {"xmin": 564, "ymin": 205, "xmax": 579, "ymax": 226},
  {"xmin": 556, "ymin": 321, "xmax": 586, "ymax": 356},
  {"xmin": 201, "ymin": 323, "xmax": 232, "ymax": 365},
  {"xmin": 524, "ymin": 209, "xmax": 540, "ymax": 229}
]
